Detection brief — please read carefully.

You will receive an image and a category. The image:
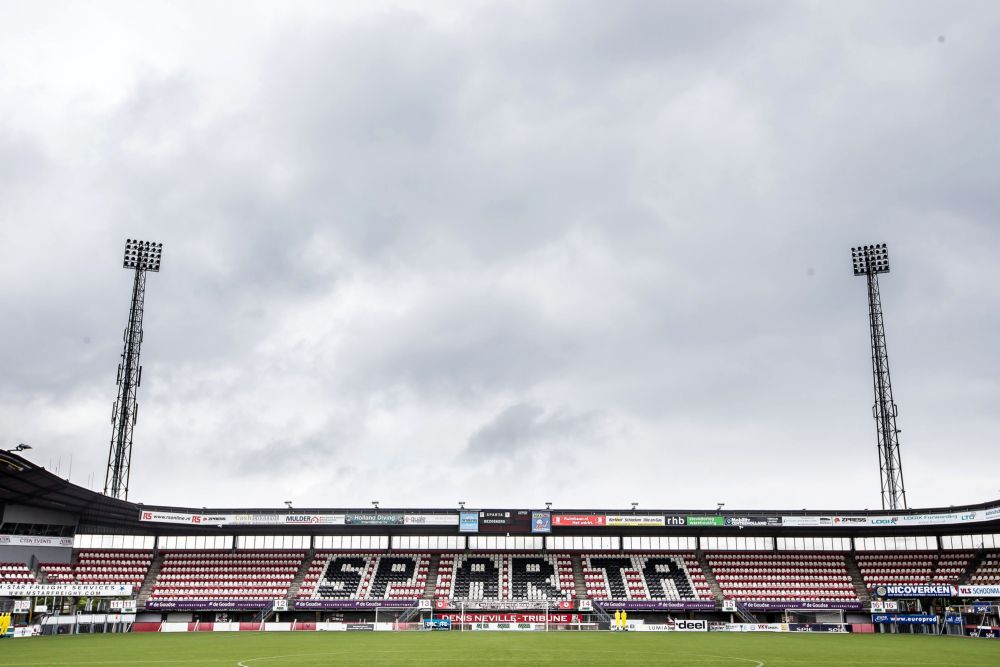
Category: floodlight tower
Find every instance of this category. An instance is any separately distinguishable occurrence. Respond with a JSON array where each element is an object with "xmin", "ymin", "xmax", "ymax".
[
  {"xmin": 851, "ymin": 243, "xmax": 907, "ymax": 511},
  {"xmin": 105, "ymin": 239, "xmax": 163, "ymax": 500}
]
